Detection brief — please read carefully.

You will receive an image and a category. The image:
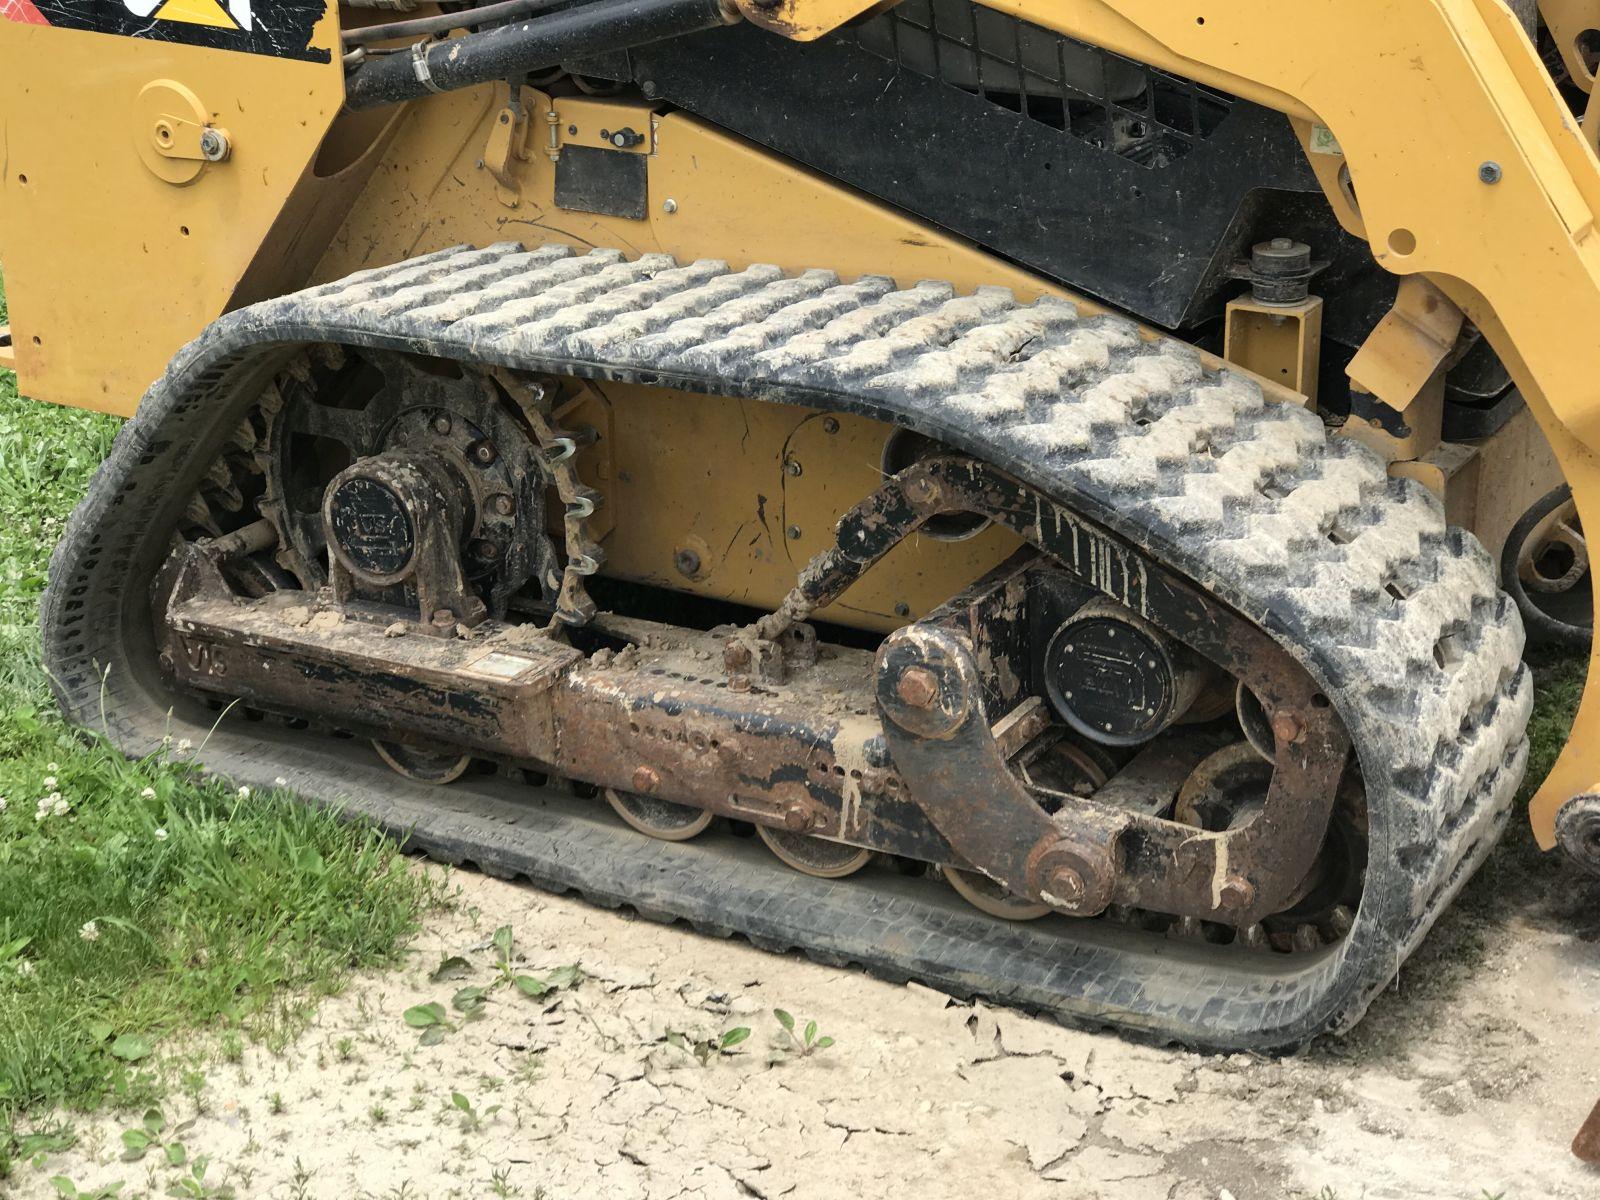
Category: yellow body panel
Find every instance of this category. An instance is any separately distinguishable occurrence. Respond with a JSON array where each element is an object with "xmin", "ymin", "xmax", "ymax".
[{"xmin": 0, "ymin": 16, "xmax": 346, "ymax": 415}]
